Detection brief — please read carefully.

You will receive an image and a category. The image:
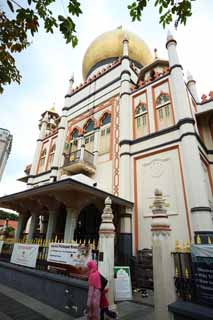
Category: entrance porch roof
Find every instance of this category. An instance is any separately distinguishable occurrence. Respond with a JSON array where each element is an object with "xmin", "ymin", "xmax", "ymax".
[{"xmin": 0, "ymin": 178, "xmax": 133, "ymax": 213}]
